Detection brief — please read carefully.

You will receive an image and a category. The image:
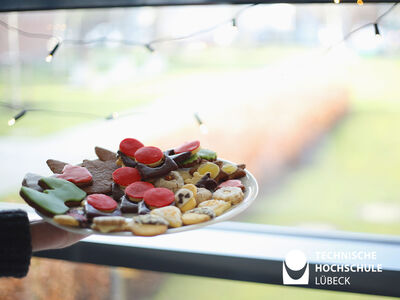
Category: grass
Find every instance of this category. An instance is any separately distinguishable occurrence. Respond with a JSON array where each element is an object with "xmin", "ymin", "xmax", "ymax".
[{"xmin": 243, "ymin": 106, "xmax": 400, "ymax": 235}]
